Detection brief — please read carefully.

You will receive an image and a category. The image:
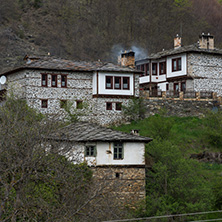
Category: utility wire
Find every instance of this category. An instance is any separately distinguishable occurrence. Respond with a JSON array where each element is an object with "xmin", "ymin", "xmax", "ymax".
[{"xmin": 102, "ymin": 210, "xmax": 222, "ymax": 222}]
